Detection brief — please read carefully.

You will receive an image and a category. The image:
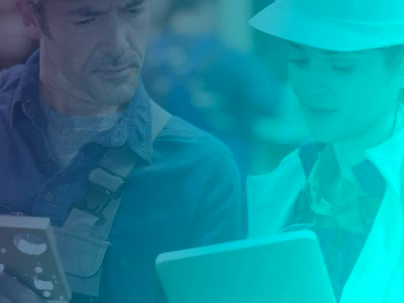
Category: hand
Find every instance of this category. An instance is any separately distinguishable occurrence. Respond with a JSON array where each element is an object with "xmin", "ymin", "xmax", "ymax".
[{"xmin": 0, "ymin": 272, "xmax": 44, "ymax": 303}]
